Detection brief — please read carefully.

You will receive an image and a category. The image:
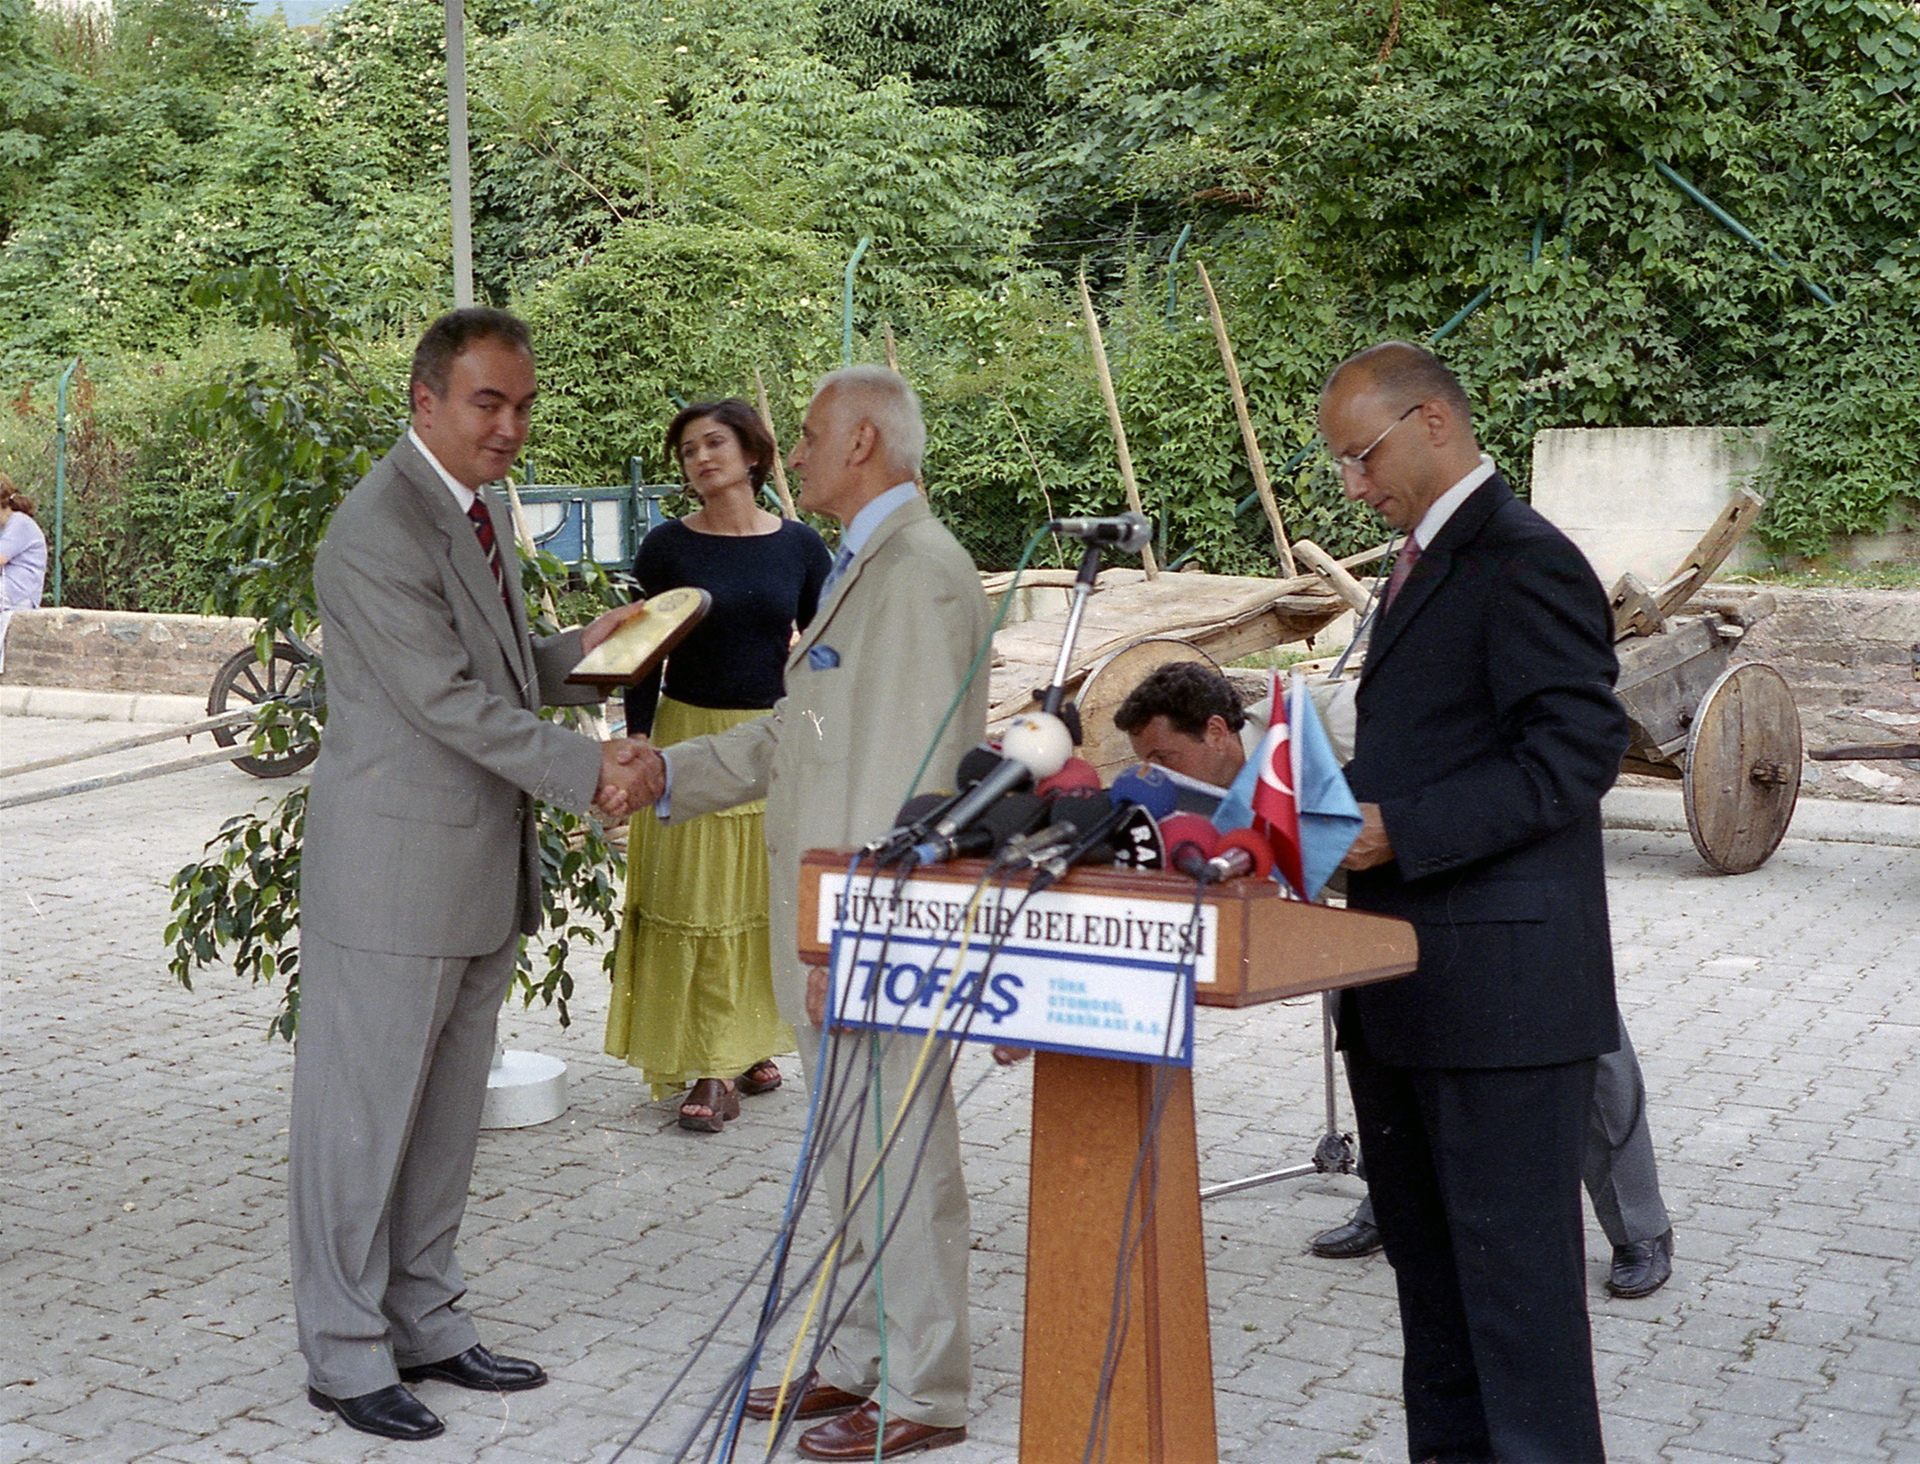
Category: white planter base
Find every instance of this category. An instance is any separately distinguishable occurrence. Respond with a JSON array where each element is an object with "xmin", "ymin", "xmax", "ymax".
[{"xmin": 481, "ymin": 1049, "xmax": 568, "ymax": 1129}]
